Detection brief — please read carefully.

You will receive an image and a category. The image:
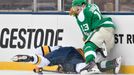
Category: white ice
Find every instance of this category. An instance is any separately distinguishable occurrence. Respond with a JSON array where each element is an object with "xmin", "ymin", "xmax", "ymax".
[{"xmin": 0, "ymin": 70, "xmax": 128, "ymax": 75}]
